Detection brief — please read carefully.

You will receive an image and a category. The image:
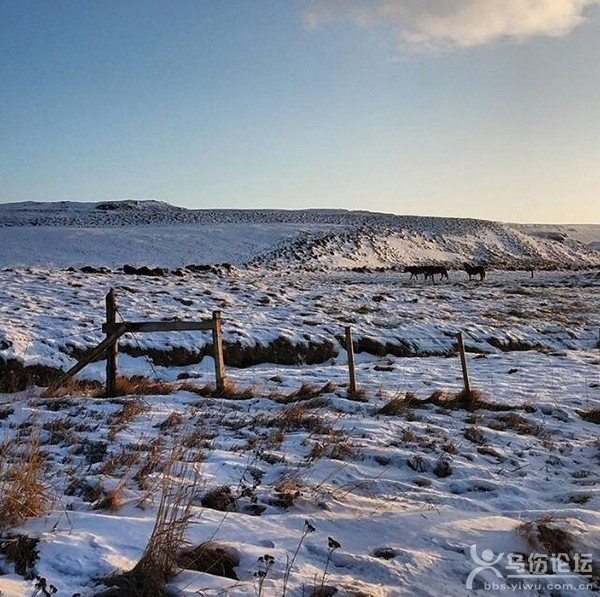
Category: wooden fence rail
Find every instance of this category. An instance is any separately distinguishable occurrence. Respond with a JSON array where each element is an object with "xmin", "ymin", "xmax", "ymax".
[{"xmin": 48, "ymin": 289, "xmax": 226, "ymax": 397}]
